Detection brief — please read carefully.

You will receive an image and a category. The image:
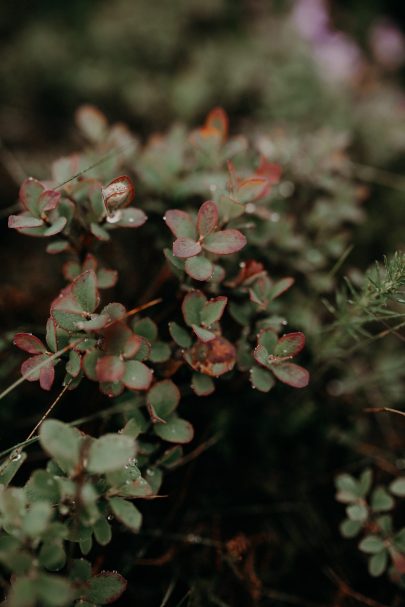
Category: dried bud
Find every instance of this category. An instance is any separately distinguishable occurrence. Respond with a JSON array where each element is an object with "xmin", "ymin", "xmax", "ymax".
[{"xmin": 102, "ymin": 175, "xmax": 135, "ymax": 215}]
